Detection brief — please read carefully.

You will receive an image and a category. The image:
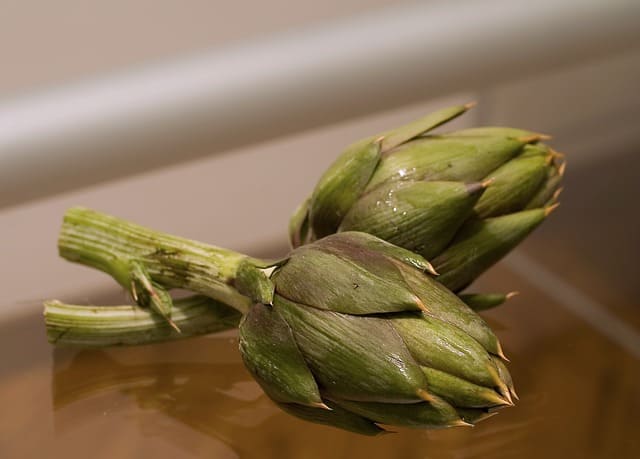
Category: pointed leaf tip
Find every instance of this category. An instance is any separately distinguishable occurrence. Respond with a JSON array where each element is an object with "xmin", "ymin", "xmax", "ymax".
[
  {"xmin": 485, "ymin": 391, "xmax": 514, "ymax": 407},
  {"xmin": 415, "ymin": 297, "xmax": 430, "ymax": 313},
  {"xmin": 545, "ymin": 202, "xmax": 560, "ymax": 216},
  {"xmin": 516, "ymin": 134, "xmax": 545, "ymax": 144},
  {"xmin": 482, "ymin": 177, "xmax": 496, "ymax": 188},
  {"xmin": 451, "ymin": 419, "xmax": 474, "ymax": 427},
  {"xmin": 465, "ymin": 180, "xmax": 490, "ymax": 196},
  {"xmin": 506, "ymin": 291, "xmax": 520, "ymax": 300},
  {"xmin": 558, "ymin": 161, "xmax": 567, "ymax": 176},
  {"xmin": 130, "ymin": 281, "xmax": 138, "ymax": 302},
  {"xmin": 486, "ymin": 363, "xmax": 507, "ymax": 393},
  {"xmin": 463, "ymin": 101, "xmax": 477, "ymax": 110},
  {"xmin": 379, "ymin": 104, "xmax": 471, "ymax": 152},
  {"xmin": 495, "ymin": 341, "xmax": 509, "ymax": 362},
  {"xmin": 486, "ymin": 363, "xmax": 510, "ymax": 398},
  {"xmin": 552, "ymin": 187, "xmax": 564, "ymax": 201},
  {"xmin": 416, "ymin": 388, "xmax": 436, "ymax": 403},
  {"xmin": 167, "ymin": 318, "xmax": 182, "ymax": 333},
  {"xmin": 310, "ymin": 402, "xmax": 332, "ymax": 411},
  {"xmin": 549, "ymin": 147, "xmax": 565, "ymax": 159},
  {"xmin": 425, "ymin": 262, "xmax": 439, "ymax": 276}
]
